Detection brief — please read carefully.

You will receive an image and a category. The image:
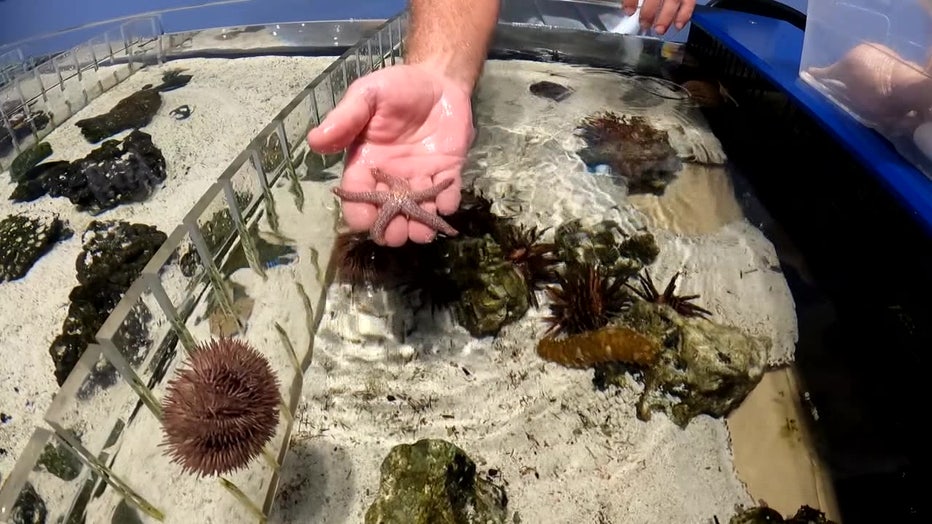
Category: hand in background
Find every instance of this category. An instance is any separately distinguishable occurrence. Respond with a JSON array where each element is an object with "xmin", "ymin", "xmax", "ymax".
[
  {"xmin": 806, "ymin": 43, "xmax": 932, "ymax": 132},
  {"xmin": 307, "ymin": 64, "xmax": 474, "ymax": 247},
  {"xmin": 622, "ymin": 0, "xmax": 697, "ymax": 35}
]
